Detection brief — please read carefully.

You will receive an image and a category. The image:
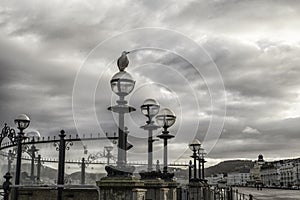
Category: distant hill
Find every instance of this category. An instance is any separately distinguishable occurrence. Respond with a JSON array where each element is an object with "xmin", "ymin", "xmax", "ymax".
[
  {"xmin": 205, "ymin": 160, "xmax": 254, "ymax": 177},
  {"xmin": 69, "ymin": 171, "xmax": 106, "ymax": 184}
]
